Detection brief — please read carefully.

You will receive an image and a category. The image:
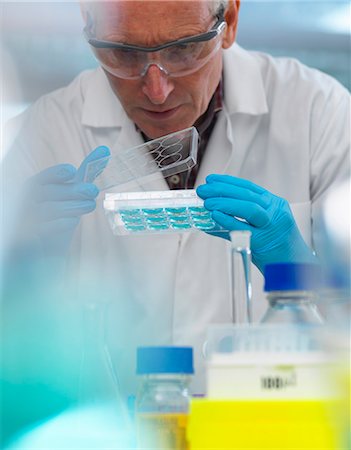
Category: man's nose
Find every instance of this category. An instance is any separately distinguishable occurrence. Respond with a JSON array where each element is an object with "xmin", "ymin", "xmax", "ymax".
[{"xmin": 142, "ymin": 64, "xmax": 174, "ymax": 105}]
